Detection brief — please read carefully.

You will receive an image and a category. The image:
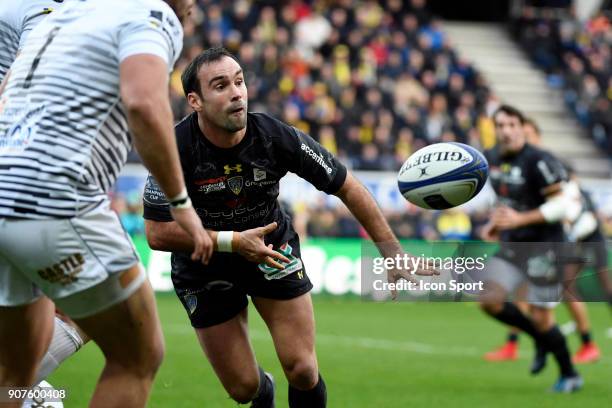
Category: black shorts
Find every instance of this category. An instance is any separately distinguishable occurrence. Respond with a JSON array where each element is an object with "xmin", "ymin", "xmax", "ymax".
[
  {"xmin": 577, "ymin": 229, "xmax": 609, "ymax": 270},
  {"xmin": 495, "ymin": 241, "xmax": 571, "ymax": 286},
  {"xmin": 172, "ymin": 234, "xmax": 312, "ymax": 328}
]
